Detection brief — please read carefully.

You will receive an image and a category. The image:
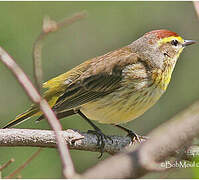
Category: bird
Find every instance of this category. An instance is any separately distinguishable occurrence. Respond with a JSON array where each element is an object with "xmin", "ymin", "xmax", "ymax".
[{"xmin": 3, "ymin": 29, "xmax": 196, "ymax": 154}]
